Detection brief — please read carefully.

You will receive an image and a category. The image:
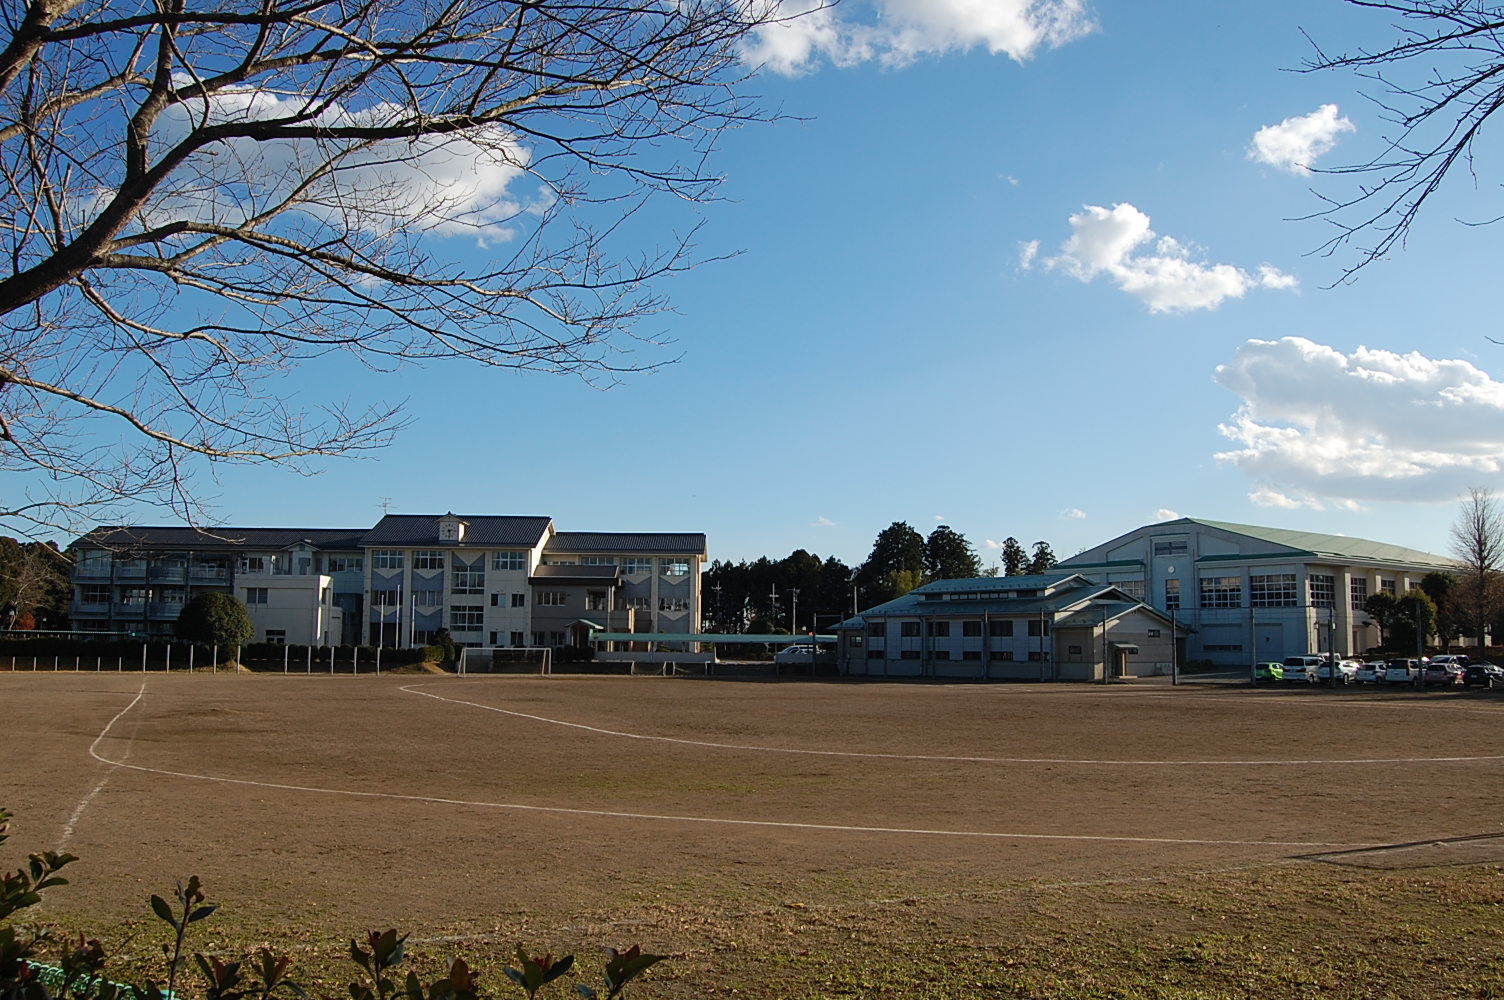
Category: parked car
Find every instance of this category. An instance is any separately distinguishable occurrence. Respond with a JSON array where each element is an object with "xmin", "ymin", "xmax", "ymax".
[
  {"xmin": 1355, "ymin": 661, "xmax": 1386, "ymax": 684},
  {"xmin": 1423, "ymin": 661, "xmax": 1464, "ymax": 687},
  {"xmin": 1384, "ymin": 659, "xmax": 1422, "ymax": 685},
  {"xmin": 1282, "ymin": 655, "xmax": 1323, "ymax": 684},
  {"xmin": 1462, "ymin": 662, "xmax": 1503, "ymax": 688},
  {"xmin": 774, "ymin": 643, "xmax": 831, "ymax": 665},
  {"xmin": 1315, "ymin": 659, "xmax": 1361, "ymax": 685},
  {"xmin": 1429, "ymin": 654, "xmax": 1471, "ymax": 670},
  {"xmin": 1253, "ymin": 661, "xmax": 1284, "ymax": 683}
]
